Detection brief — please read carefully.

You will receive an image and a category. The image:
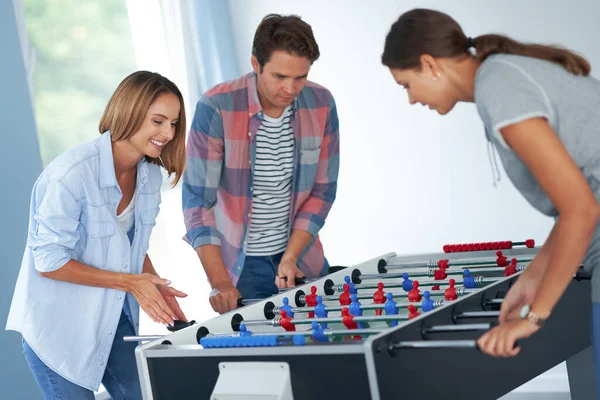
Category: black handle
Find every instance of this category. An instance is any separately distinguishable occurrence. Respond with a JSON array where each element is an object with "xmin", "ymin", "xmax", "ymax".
[
  {"xmin": 575, "ymin": 267, "xmax": 592, "ymax": 281},
  {"xmin": 166, "ymin": 319, "xmax": 196, "ymax": 332},
  {"xmin": 328, "ymin": 265, "xmax": 348, "ymax": 274},
  {"xmin": 281, "ymin": 276, "xmax": 307, "ymax": 285}
]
